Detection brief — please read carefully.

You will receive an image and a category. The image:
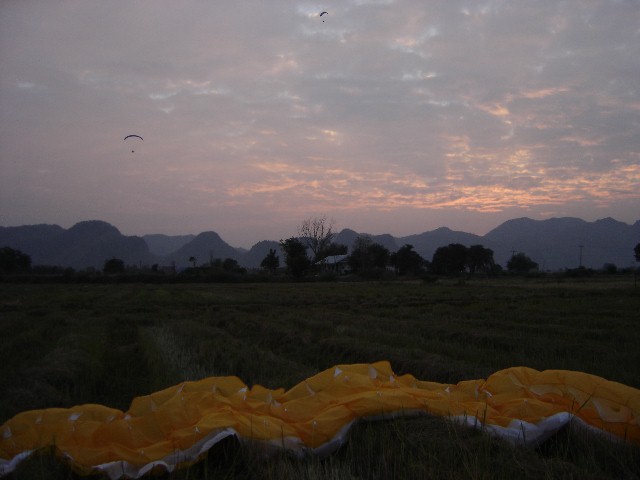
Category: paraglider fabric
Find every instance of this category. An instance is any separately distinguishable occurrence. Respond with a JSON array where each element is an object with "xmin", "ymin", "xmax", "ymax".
[{"xmin": 1, "ymin": 361, "xmax": 638, "ymax": 479}]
